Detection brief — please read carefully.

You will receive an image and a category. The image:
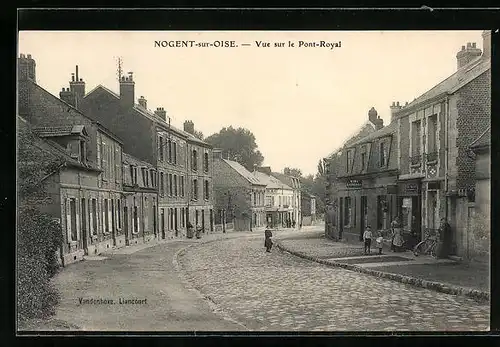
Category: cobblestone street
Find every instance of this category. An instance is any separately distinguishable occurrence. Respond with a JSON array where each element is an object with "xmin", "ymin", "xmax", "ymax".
[{"xmin": 179, "ymin": 233, "xmax": 490, "ymax": 331}]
